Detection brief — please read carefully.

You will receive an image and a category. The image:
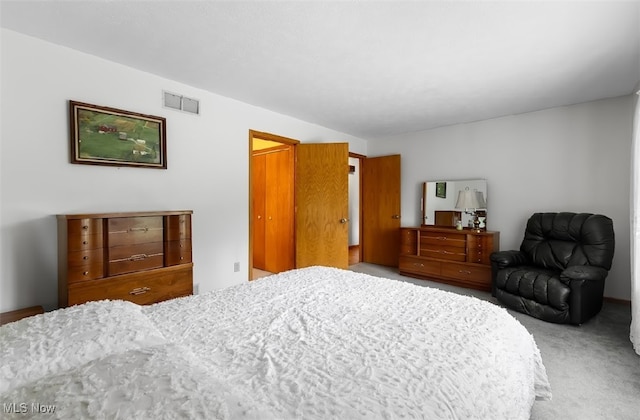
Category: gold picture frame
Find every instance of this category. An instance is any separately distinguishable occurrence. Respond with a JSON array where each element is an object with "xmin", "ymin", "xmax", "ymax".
[{"xmin": 69, "ymin": 101, "xmax": 167, "ymax": 169}]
